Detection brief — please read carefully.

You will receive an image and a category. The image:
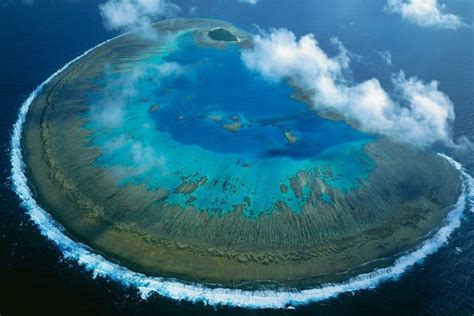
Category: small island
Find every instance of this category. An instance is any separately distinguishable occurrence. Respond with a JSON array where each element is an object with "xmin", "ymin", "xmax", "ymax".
[
  {"xmin": 206, "ymin": 114, "xmax": 223, "ymax": 122},
  {"xmin": 208, "ymin": 27, "xmax": 239, "ymax": 42},
  {"xmin": 284, "ymin": 131, "xmax": 298, "ymax": 144},
  {"xmin": 148, "ymin": 104, "xmax": 160, "ymax": 112},
  {"xmin": 222, "ymin": 122, "xmax": 242, "ymax": 132}
]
